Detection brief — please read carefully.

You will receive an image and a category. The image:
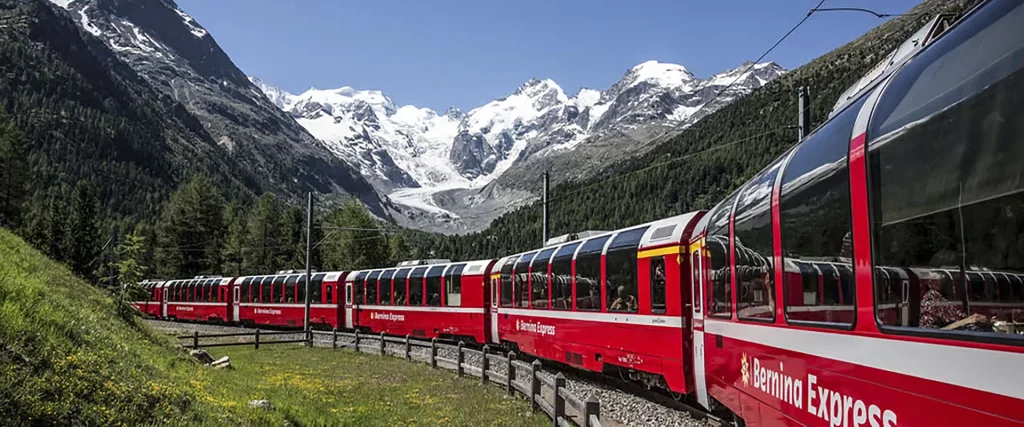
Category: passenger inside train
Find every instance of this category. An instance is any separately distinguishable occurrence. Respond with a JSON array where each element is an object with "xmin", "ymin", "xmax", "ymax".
[{"xmin": 610, "ymin": 285, "xmax": 637, "ymax": 312}]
